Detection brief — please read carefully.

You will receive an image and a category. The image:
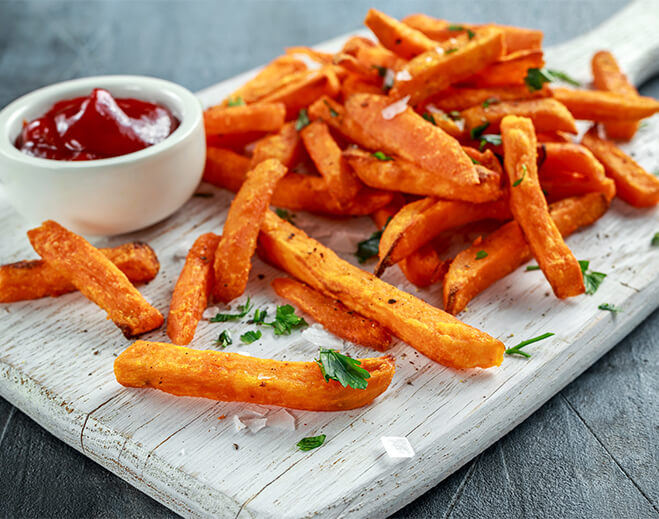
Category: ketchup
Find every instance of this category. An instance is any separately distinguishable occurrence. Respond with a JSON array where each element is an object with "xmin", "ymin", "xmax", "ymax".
[{"xmin": 15, "ymin": 88, "xmax": 179, "ymax": 160}]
